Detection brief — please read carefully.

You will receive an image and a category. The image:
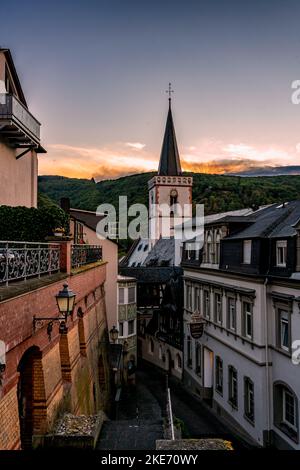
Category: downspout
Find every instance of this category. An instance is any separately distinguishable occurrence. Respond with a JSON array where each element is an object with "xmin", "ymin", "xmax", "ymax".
[
  {"xmin": 263, "ymin": 236, "xmax": 273, "ymax": 446},
  {"xmin": 263, "ymin": 276, "xmax": 271, "ymax": 446}
]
